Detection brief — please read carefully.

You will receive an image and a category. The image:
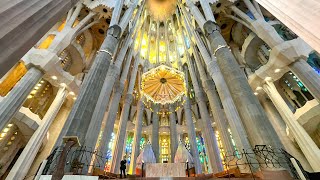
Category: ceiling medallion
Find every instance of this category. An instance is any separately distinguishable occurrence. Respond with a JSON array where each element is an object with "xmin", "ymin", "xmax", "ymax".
[{"xmin": 141, "ymin": 65, "xmax": 186, "ymax": 105}]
